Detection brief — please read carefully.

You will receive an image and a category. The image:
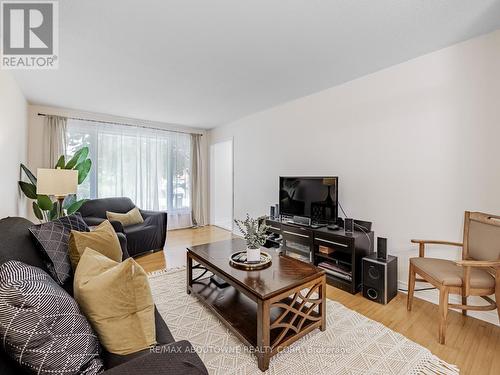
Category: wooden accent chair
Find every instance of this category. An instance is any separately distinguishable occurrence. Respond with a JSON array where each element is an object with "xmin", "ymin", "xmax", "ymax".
[{"xmin": 407, "ymin": 211, "xmax": 500, "ymax": 344}]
